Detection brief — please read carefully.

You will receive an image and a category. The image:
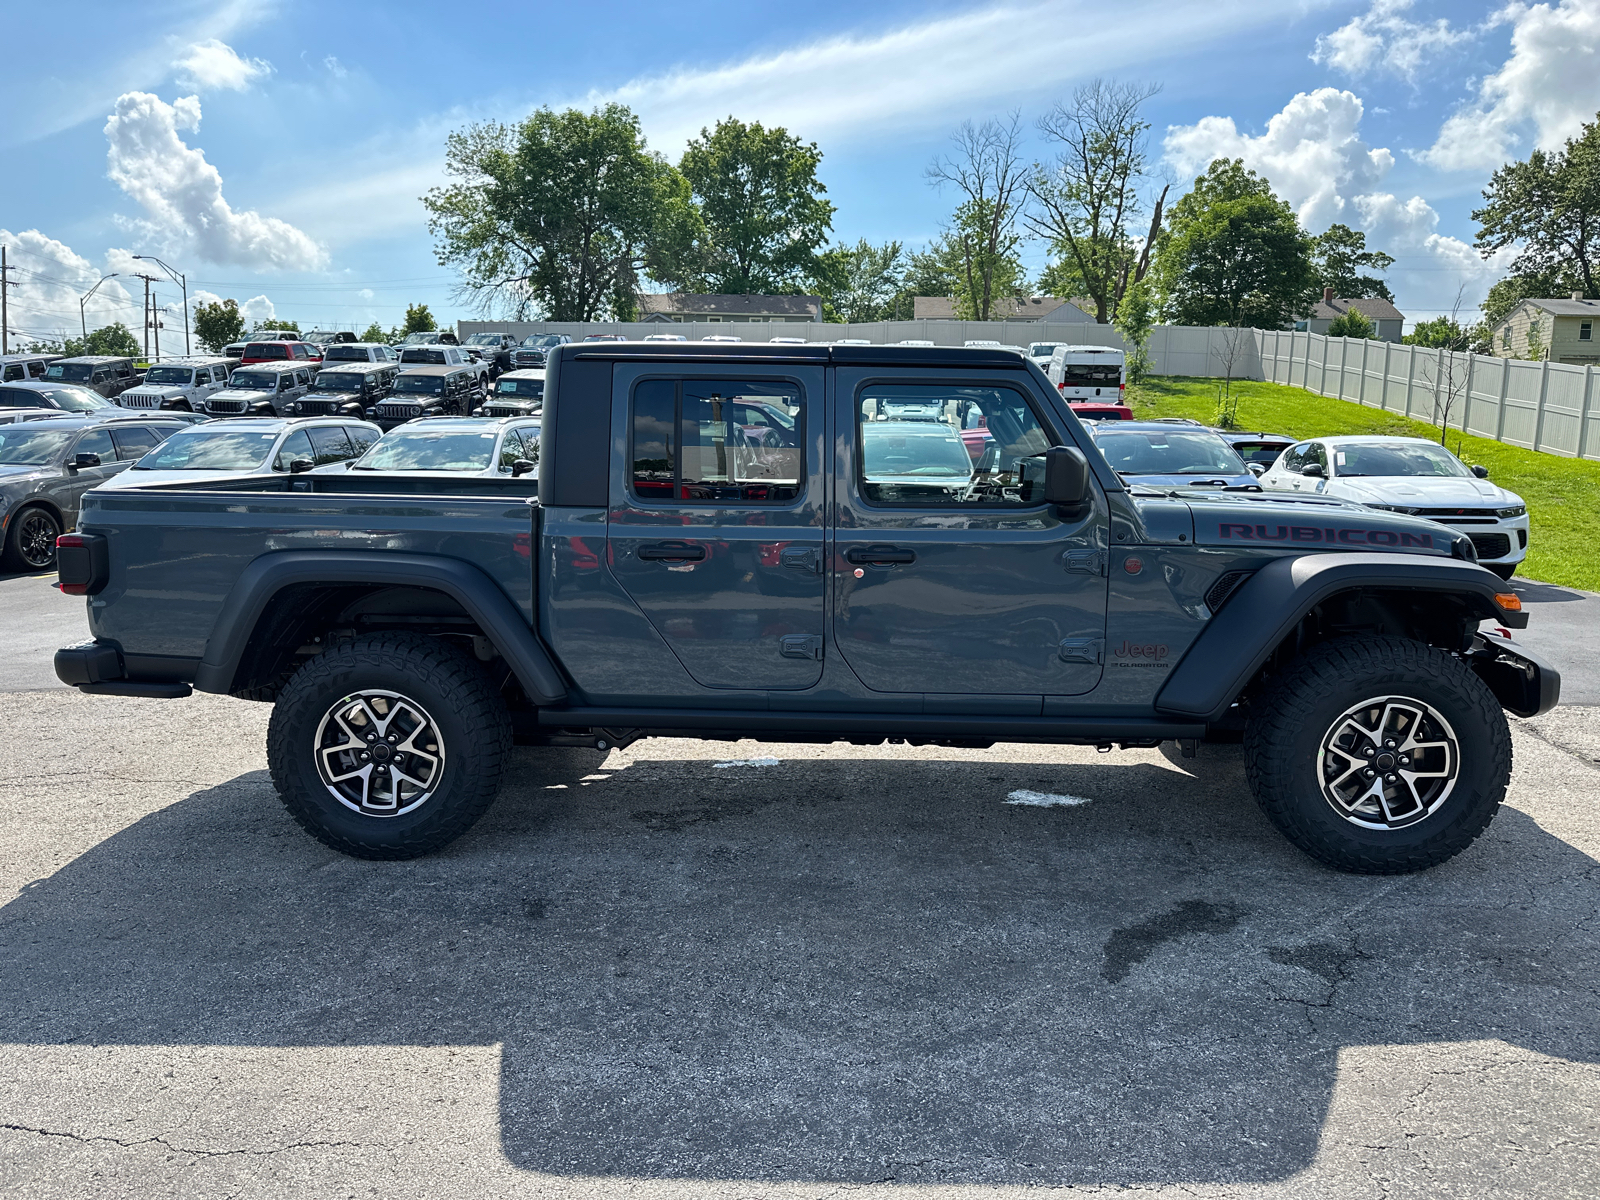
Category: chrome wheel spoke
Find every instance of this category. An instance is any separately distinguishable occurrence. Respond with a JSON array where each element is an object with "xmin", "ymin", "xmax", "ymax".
[
  {"xmin": 1317, "ymin": 693, "xmax": 1459, "ymax": 831},
  {"xmin": 313, "ymin": 689, "xmax": 445, "ymax": 818}
]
